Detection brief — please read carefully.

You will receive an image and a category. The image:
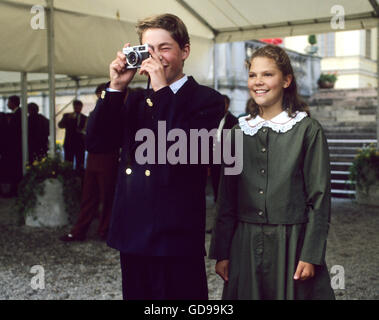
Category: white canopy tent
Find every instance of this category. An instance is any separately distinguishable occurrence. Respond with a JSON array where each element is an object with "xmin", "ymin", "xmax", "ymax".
[{"xmin": 0, "ymin": 0, "xmax": 378, "ymax": 169}]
